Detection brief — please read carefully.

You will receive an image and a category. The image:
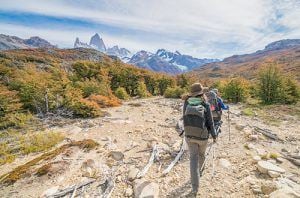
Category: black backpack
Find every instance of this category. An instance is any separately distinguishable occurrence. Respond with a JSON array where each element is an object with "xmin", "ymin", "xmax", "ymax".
[{"xmin": 183, "ymin": 97, "xmax": 209, "ymax": 140}]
